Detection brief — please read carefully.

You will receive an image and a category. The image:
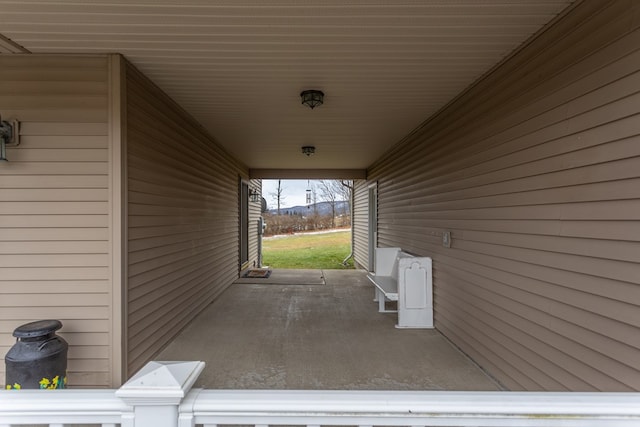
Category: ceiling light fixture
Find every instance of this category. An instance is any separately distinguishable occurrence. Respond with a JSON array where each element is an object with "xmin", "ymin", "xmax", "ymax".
[
  {"xmin": 300, "ymin": 90, "xmax": 324, "ymax": 109},
  {"xmin": 301, "ymin": 146, "xmax": 315, "ymax": 156}
]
